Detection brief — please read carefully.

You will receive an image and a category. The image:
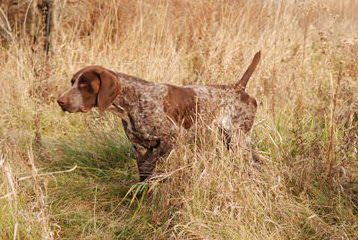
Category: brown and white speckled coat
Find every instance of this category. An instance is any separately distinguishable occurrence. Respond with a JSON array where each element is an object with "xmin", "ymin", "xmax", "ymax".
[{"xmin": 57, "ymin": 52, "xmax": 261, "ymax": 181}]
